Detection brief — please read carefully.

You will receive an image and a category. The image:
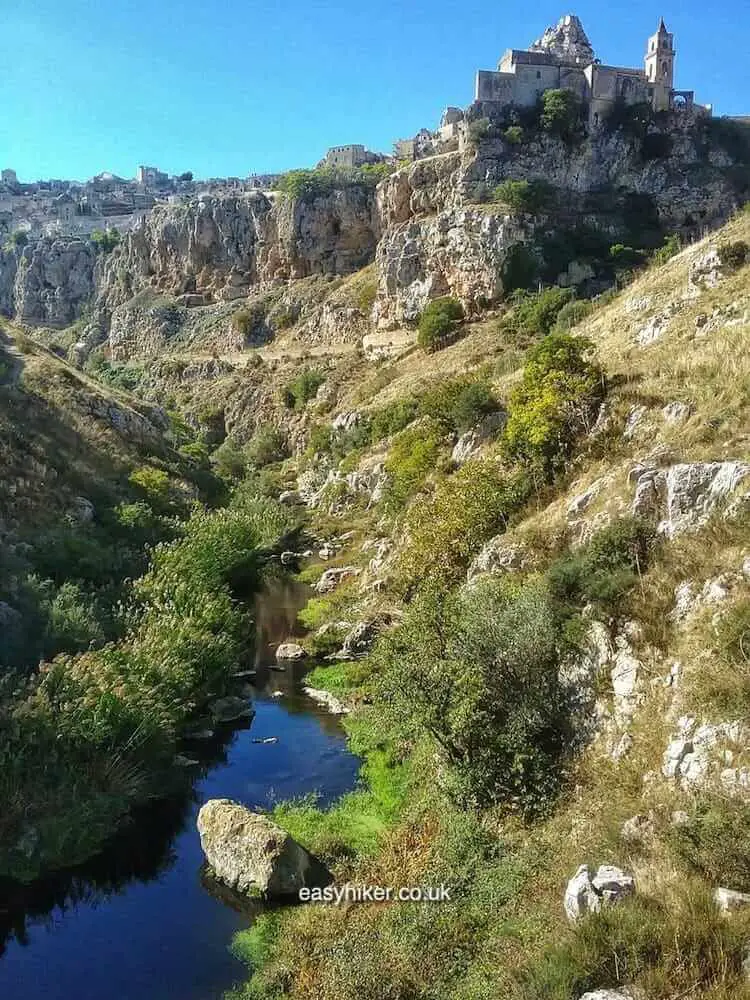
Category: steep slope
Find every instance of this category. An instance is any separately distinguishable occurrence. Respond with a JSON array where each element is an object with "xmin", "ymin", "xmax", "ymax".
[{"xmin": 224, "ymin": 210, "xmax": 750, "ymax": 1000}]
